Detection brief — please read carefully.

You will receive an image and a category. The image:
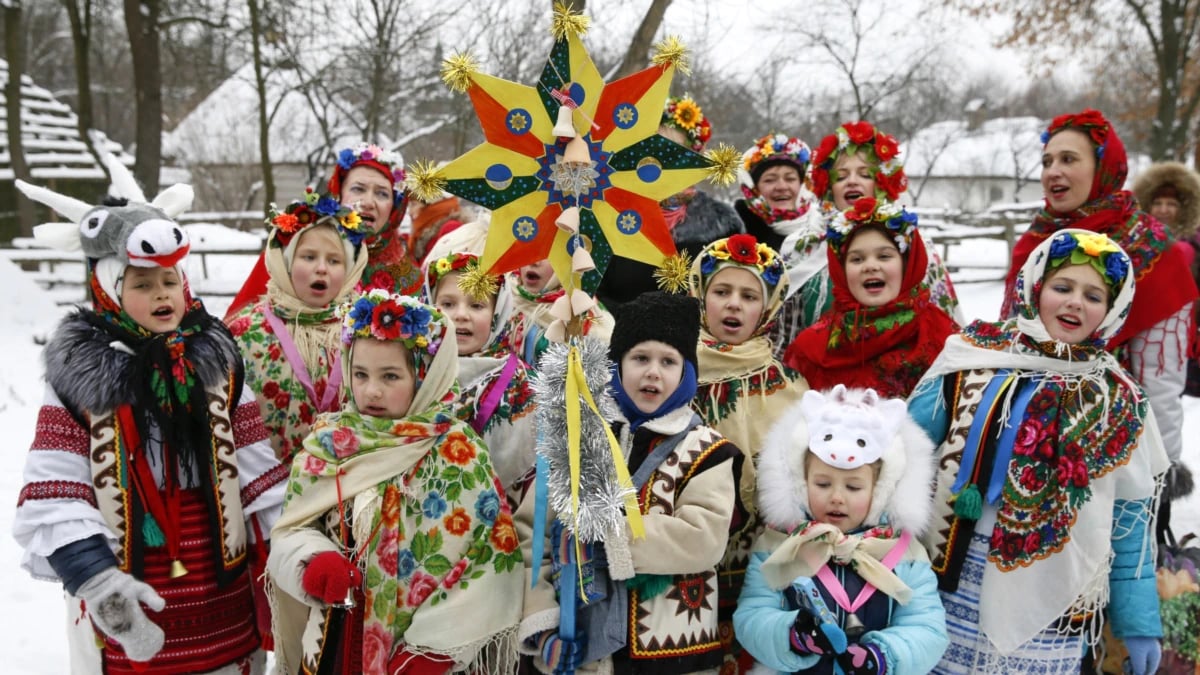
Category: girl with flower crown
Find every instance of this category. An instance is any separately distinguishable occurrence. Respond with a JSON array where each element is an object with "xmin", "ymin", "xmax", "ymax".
[
  {"xmin": 686, "ymin": 234, "xmax": 809, "ymax": 674},
  {"xmin": 225, "ymin": 142, "xmax": 418, "ymax": 320},
  {"xmin": 783, "ymin": 198, "xmax": 958, "ymax": 400},
  {"xmin": 228, "ymin": 194, "xmax": 370, "ymax": 465},
  {"xmin": 909, "ymin": 230, "xmax": 1167, "ymax": 674},
  {"xmin": 596, "ymin": 95, "xmax": 744, "ymax": 311},
  {"xmin": 269, "ymin": 290, "xmax": 524, "ymax": 675},
  {"xmin": 769, "ymin": 122, "xmax": 962, "ymax": 363},
  {"xmin": 422, "ymin": 251, "xmax": 537, "ymax": 504},
  {"xmin": 1003, "ymin": 110, "xmax": 1198, "ymax": 516}
]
